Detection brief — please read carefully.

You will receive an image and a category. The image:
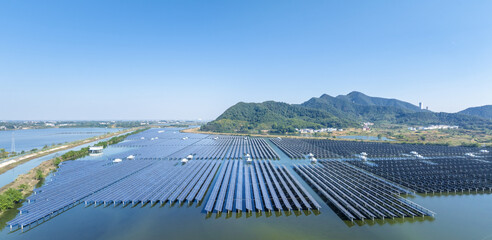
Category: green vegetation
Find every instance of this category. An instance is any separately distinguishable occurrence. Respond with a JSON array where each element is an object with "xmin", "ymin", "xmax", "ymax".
[
  {"xmin": 459, "ymin": 105, "xmax": 492, "ymax": 120},
  {"xmin": 302, "ymin": 92, "xmax": 492, "ymax": 130},
  {"xmin": 0, "ymin": 189, "xmax": 23, "ymax": 211},
  {"xmin": 56, "ymin": 128, "xmax": 147, "ymax": 162},
  {"xmin": 94, "ymin": 127, "xmax": 148, "ymax": 148},
  {"xmin": 167, "ymin": 124, "xmax": 192, "ymax": 128},
  {"xmin": 202, "ymin": 91, "xmax": 492, "ymax": 136},
  {"xmin": 53, "ymin": 157, "xmax": 61, "ymax": 167},
  {"xmin": 0, "ymin": 149, "xmax": 8, "ymax": 159},
  {"xmin": 0, "ymin": 127, "xmax": 148, "ymax": 213},
  {"xmin": 35, "ymin": 169, "xmax": 44, "ymax": 180},
  {"xmin": 201, "ymin": 101, "xmax": 358, "ymax": 133},
  {"xmin": 0, "ymin": 120, "xmax": 149, "ymax": 130},
  {"xmin": 460, "ymin": 142, "xmax": 480, "ymax": 147},
  {"xmin": 59, "ymin": 147, "xmax": 91, "ymax": 161}
]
